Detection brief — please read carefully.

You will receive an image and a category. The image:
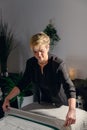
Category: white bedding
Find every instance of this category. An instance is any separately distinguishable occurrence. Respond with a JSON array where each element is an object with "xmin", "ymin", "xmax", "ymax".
[
  {"xmin": 30, "ymin": 105, "xmax": 87, "ymax": 130},
  {"xmin": 0, "ymin": 115, "xmax": 56, "ymax": 130},
  {"xmin": 0, "ymin": 105, "xmax": 87, "ymax": 130}
]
